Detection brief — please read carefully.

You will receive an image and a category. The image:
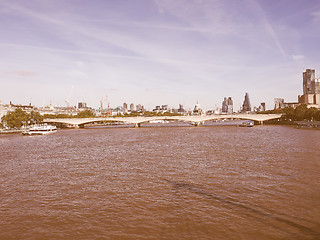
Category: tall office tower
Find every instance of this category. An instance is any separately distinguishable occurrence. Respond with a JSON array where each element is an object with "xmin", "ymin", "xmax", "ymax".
[
  {"xmin": 313, "ymin": 78, "xmax": 320, "ymax": 94},
  {"xmin": 303, "ymin": 69, "xmax": 315, "ymax": 94},
  {"xmin": 78, "ymin": 102, "xmax": 87, "ymax": 109},
  {"xmin": 136, "ymin": 104, "xmax": 142, "ymax": 112},
  {"xmin": 242, "ymin": 93, "xmax": 251, "ymax": 112},
  {"xmin": 123, "ymin": 102, "xmax": 128, "ymax": 112},
  {"xmin": 299, "ymin": 69, "xmax": 320, "ymax": 105},
  {"xmin": 178, "ymin": 104, "xmax": 185, "ymax": 114},
  {"xmin": 221, "ymin": 97, "xmax": 228, "ymax": 113},
  {"xmin": 130, "ymin": 103, "xmax": 135, "ymax": 112},
  {"xmin": 274, "ymin": 98, "xmax": 284, "ymax": 109},
  {"xmin": 227, "ymin": 97, "xmax": 233, "ymax": 114}
]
